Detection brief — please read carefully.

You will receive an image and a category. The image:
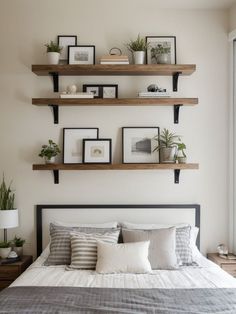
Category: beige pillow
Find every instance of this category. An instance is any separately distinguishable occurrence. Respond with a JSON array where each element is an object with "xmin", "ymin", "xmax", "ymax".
[
  {"xmin": 96, "ymin": 241, "xmax": 152, "ymax": 274},
  {"xmin": 122, "ymin": 227, "xmax": 178, "ymax": 269}
]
